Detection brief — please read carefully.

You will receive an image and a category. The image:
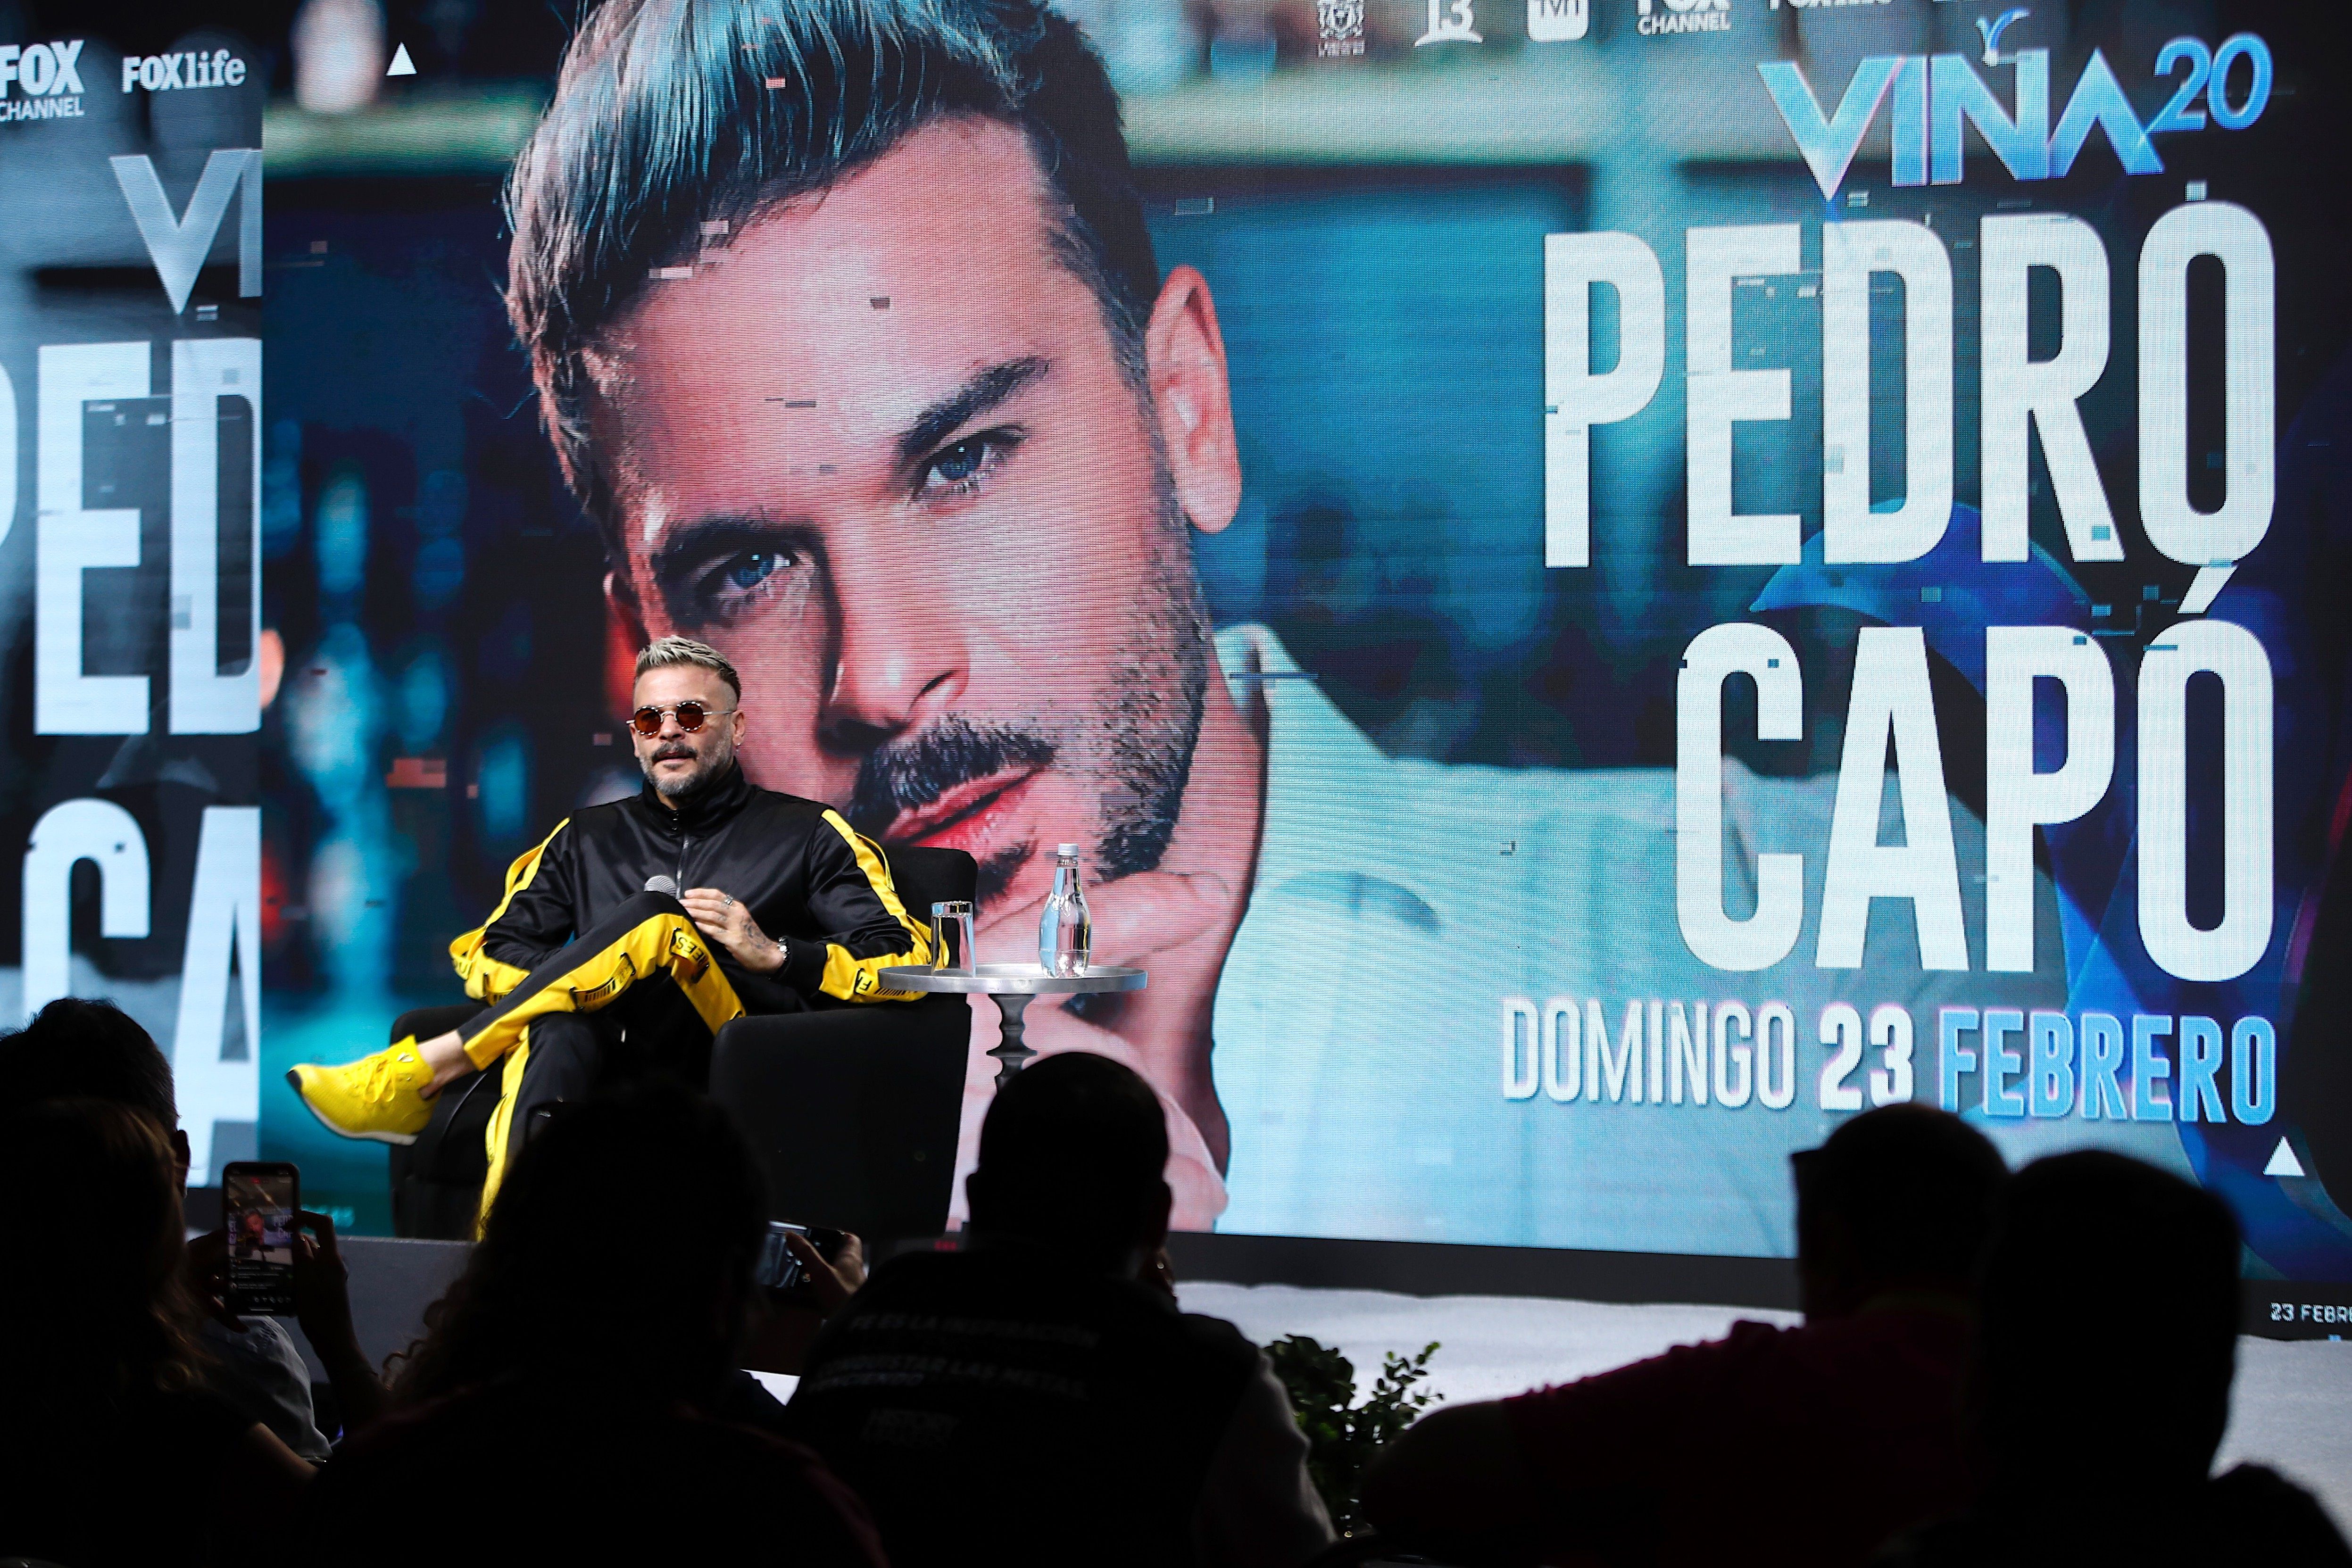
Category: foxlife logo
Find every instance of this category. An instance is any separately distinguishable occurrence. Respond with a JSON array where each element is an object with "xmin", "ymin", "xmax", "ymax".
[
  {"xmin": 1759, "ymin": 40, "xmax": 2161, "ymax": 197},
  {"xmin": 0, "ymin": 41, "xmax": 86, "ymax": 122},
  {"xmin": 123, "ymin": 50, "xmax": 249, "ymax": 92},
  {"xmin": 1638, "ymin": 0, "xmax": 1731, "ymax": 39}
]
